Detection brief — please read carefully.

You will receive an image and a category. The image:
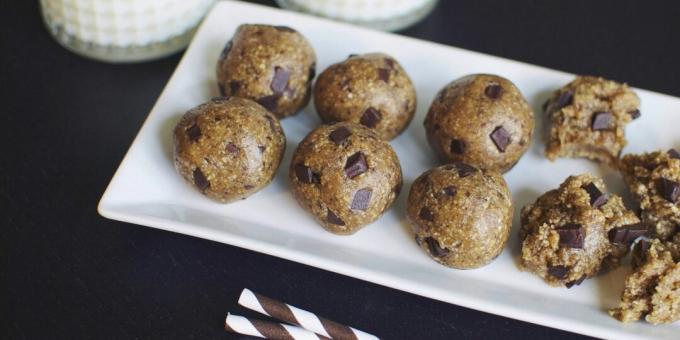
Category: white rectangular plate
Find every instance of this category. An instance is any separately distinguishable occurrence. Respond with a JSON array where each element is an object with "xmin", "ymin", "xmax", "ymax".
[{"xmin": 98, "ymin": 2, "xmax": 680, "ymax": 338}]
